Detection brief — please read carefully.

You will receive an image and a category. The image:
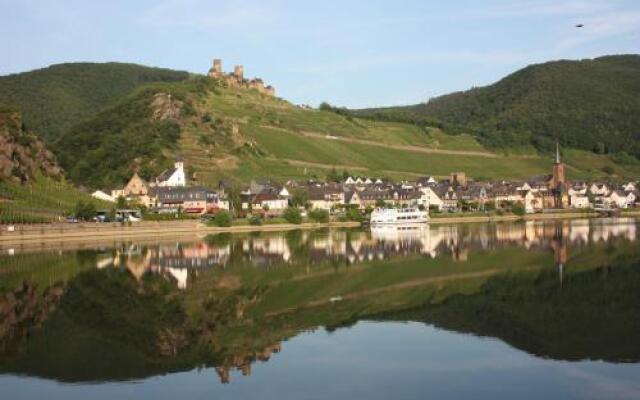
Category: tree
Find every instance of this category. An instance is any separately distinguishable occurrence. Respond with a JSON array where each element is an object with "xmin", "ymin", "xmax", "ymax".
[
  {"xmin": 484, "ymin": 201, "xmax": 496, "ymax": 212},
  {"xmin": 283, "ymin": 207, "xmax": 302, "ymax": 224},
  {"xmin": 345, "ymin": 206, "xmax": 364, "ymax": 222},
  {"xmin": 214, "ymin": 210, "xmax": 232, "ymax": 227},
  {"xmin": 290, "ymin": 188, "xmax": 309, "ymax": 208},
  {"xmin": 116, "ymin": 195, "xmax": 127, "ymax": 209},
  {"xmin": 326, "ymin": 167, "xmax": 341, "ymax": 183},
  {"xmin": 309, "ymin": 209, "xmax": 329, "ymax": 223},
  {"xmin": 74, "ymin": 200, "xmax": 96, "ymax": 221}
]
